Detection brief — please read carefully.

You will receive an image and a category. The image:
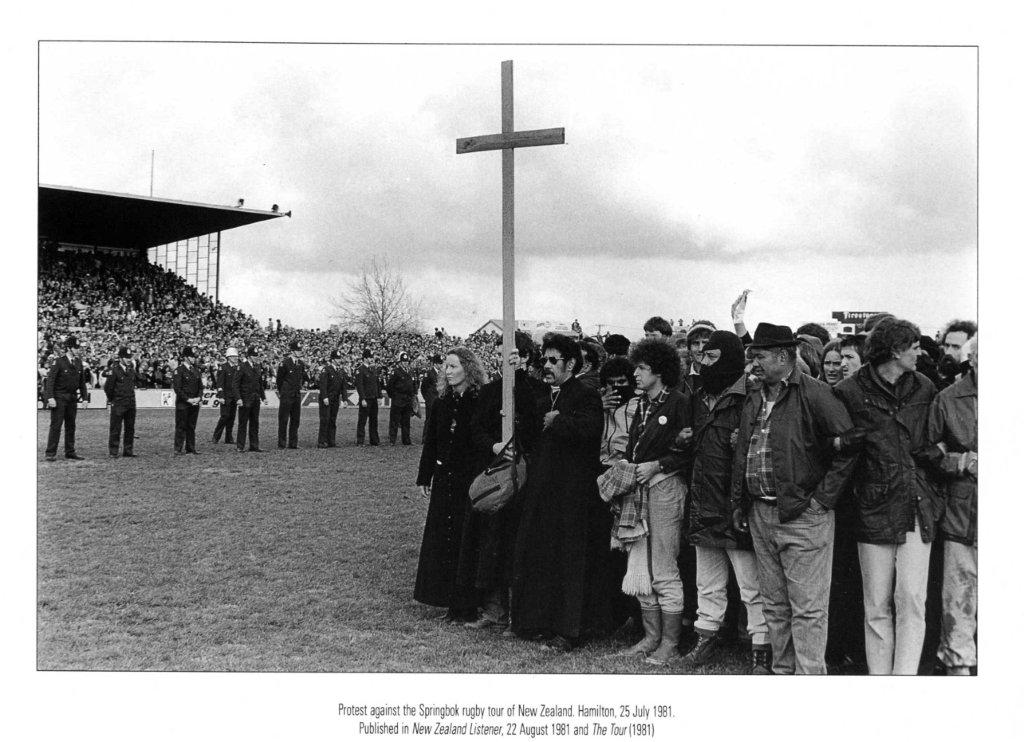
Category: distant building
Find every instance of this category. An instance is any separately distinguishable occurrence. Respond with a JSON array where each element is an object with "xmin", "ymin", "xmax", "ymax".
[{"xmin": 472, "ymin": 319, "xmax": 575, "ymax": 341}]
